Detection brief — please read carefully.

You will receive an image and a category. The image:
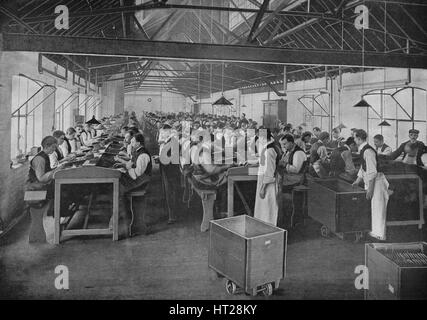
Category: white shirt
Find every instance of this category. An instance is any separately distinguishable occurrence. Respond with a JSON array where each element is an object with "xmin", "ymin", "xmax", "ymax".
[
  {"xmin": 357, "ymin": 142, "xmax": 378, "ymax": 188},
  {"xmin": 49, "ymin": 148, "xmax": 63, "ymax": 169},
  {"xmin": 69, "ymin": 138, "xmax": 79, "ymax": 153},
  {"xmin": 80, "ymin": 131, "xmax": 93, "ymax": 146},
  {"xmin": 376, "ymin": 144, "xmax": 392, "ymax": 156},
  {"xmin": 126, "ymin": 144, "xmax": 132, "ymax": 157},
  {"xmin": 422, "ymin": 153, "xmax": 427, "ymax": 166},
  {"xmin": 128, "ymin": 149, "xmax": 151, "ymax": 180},
  {"xmin": 59, "ymin": 142, "xmax": 69, "ymax": 158}
]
